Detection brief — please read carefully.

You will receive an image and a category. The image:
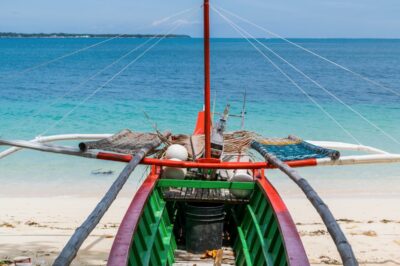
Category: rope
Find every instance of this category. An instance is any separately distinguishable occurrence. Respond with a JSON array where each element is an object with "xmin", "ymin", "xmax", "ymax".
[
  {"xmin": 214, "ymin": 5, "xmax": 400, "ymax": 98},
  {"xmin": 212, "ymin": 6, "xmax": 362, "ymax": 145},
  {"xmin": 4, "ymin": 36, "xmax": 124, "ymax": 78},
  {"xmin": 214, "ymin": 6, "xmax": 400, "ymax": 146},
  {"xmin": 39, "ymin": 22, "xmax": 183, "ymax": 136},
  {"xmin": 2, "ymin": 6, "xmax": 198, "ymax": 79},
  {"xmin": 5, "ymin": 37, "xmax": 155, "ymax": 137},
  {"xmin": 1, "ymin": 6, "xmax": 199, "ymax": 138}
]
